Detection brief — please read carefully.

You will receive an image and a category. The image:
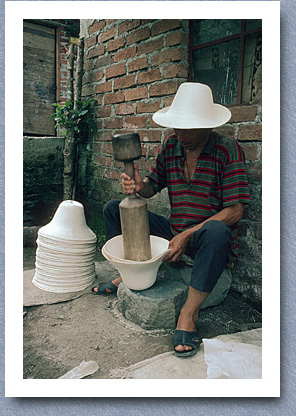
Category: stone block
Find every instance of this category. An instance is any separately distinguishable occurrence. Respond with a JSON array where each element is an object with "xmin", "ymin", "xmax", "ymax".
[
  {"xmin": 117, "ymin": 277, "xmax": 188, "ymax": 330},
  {"xmin": 116, "ymin": 262, "xmax": 233, "ymax": 330},
  {"xmin": 164, "ymin": 262, "xmax": 233, "ymax": 309}
]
